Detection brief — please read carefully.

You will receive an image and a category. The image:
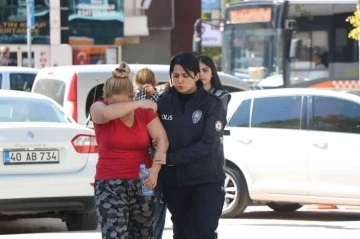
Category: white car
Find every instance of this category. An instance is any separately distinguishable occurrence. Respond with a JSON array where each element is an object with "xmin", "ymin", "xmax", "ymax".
[
  {"xmin": 222, "ymin": 88, "xmax": 360, "ymax": 217},
  {"xmin": 0, "ymin": 90, "xmax": 98, "ymax": 231},
  {"xmin": 31, "ymin": 64, "xmax": 252, "ymax": 127},
  {"xmin": 0, "ymin": 66, "xmax": 38, "ymax": 91}
]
